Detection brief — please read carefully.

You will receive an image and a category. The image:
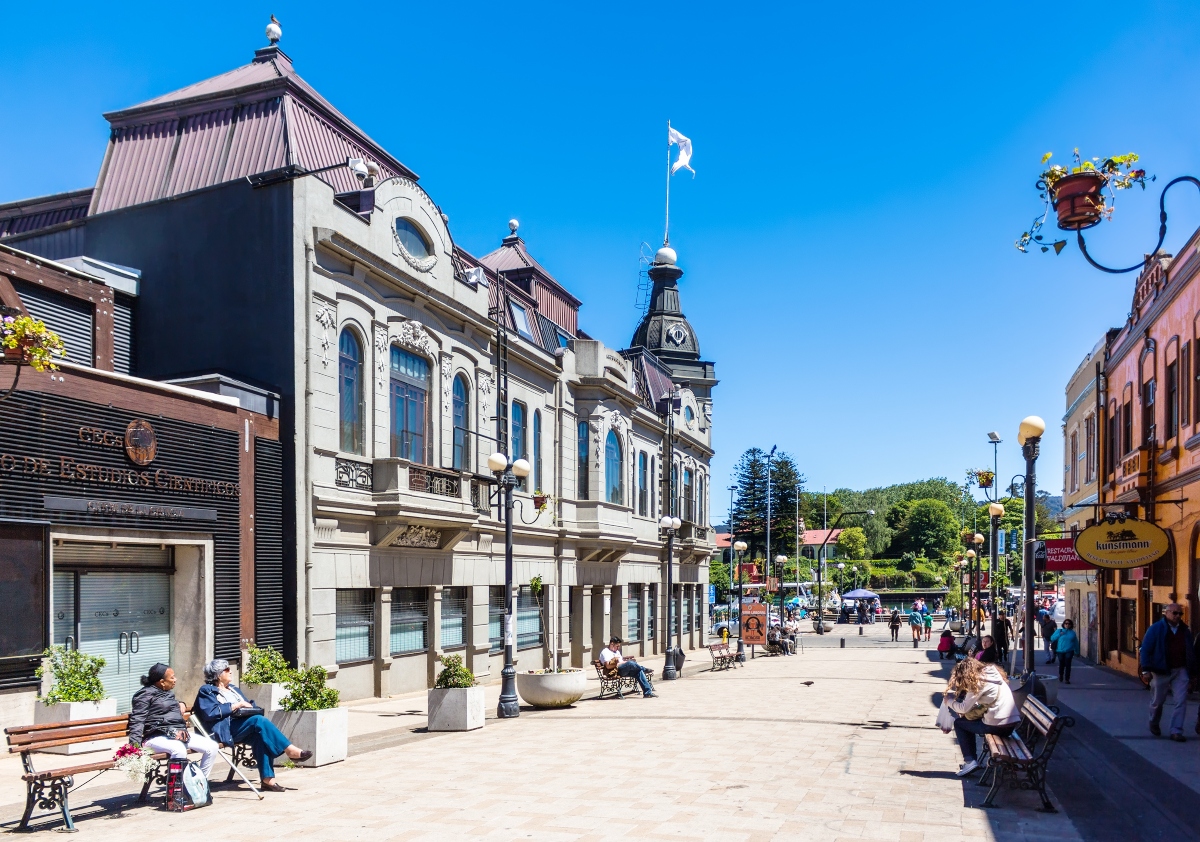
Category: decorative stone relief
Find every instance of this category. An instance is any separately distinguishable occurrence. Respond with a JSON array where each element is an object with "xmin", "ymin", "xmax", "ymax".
[
  {"xmin": 440, "ymin": 354, "xmax": 454, "ymax": 401},
  {"xmin": 314, "ymin": 298, "xmax": 336, "ymax": 368},
  {"xmin": 393, "ymin": 320, "xmax": 438, "ymax": 359},
  {"xmin": 389, "ymin": 524, "xmax": 442, "ymax": 548},
  {"xmin": 373, "ymin": 323, "xmax": 389, "ymax": 390},
  {"xmin": 589, "ymin": 418, "xmax": 602, "ymax": 466},
  {"xmin": 314, "ymin": 517, "xmax": 338, "ymax": 541},
  {"xmin": 607, "ymin": 409, "xmax": 629, "ymax": 441},
  {"xmin": 477, "ymin": 372, "xmax": 494, "ymax": 397}
]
